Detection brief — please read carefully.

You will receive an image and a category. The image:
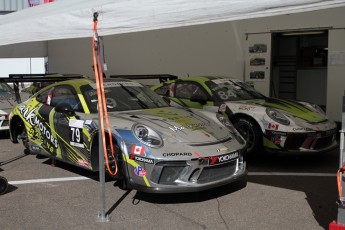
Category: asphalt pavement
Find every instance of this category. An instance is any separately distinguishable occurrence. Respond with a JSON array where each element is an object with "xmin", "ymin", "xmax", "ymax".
[{"xmin": 0, "ymin": 135, "xmax": 340, "ymax": 230}]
